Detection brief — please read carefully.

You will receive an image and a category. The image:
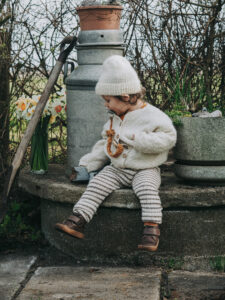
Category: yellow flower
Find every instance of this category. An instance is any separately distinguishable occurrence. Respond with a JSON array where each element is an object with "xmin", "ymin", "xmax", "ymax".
[
  {"xmin": 30, "ymin": 99, "xmax": 37, "ymax": 106},
  {"xmin": 33, "ymin": 95, "xmax": 41, "ymax": 103},
  {"xmin": 49, "ymin": 115, "xmax": 56, "ymax": 124}
]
